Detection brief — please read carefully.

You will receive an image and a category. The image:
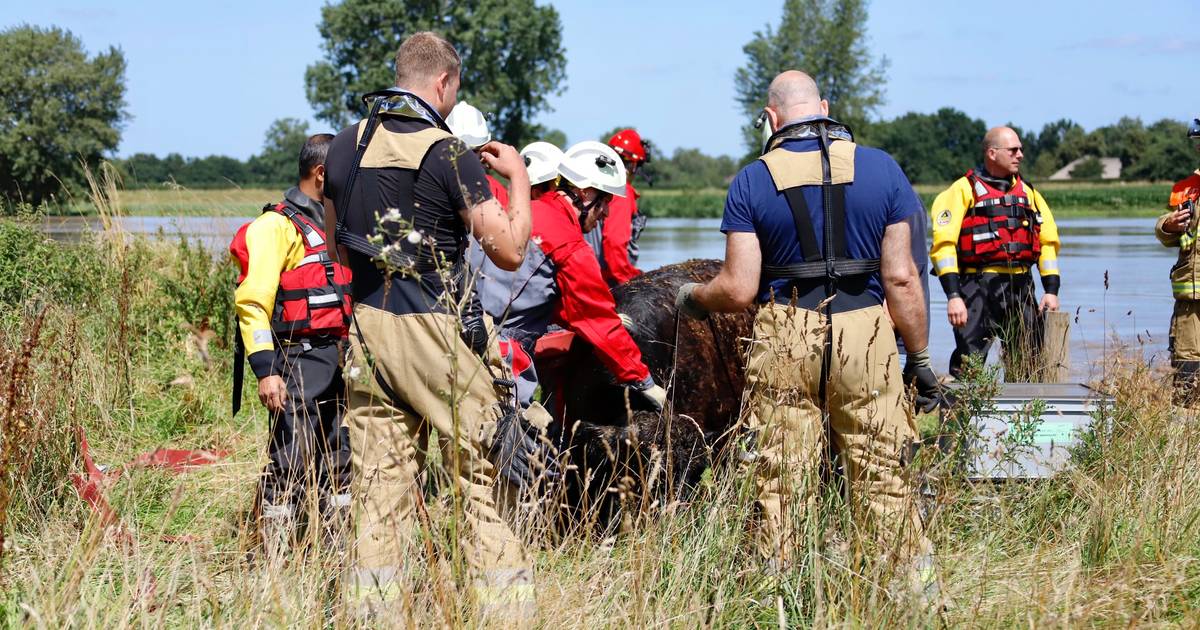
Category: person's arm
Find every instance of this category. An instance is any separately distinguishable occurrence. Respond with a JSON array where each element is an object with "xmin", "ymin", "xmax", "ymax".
[
  {"xmin": 549, "ymin": 238, "xmax": 650, "ymax": 385},
  {"xmin": 1157, "ymin": 210, "xmax": 1187, "ymax": 246},
  {"xmin": 235, "ymin": 214, "xmax": 296, "ymax": 412},
  {"xmin": 1030, "ymin": 187, "xmax": 1060, "ymax": 311},
  {"xmin": 929, "ymin": 181, "xmax": 971, "ymax": 327},
  {"xmin": 472, "ymin": 142, "xmax": 531, "ymax": 271},
  {"xmin": 882, "ymin": 218, "xmax": 928, "ymax": 353},
  {"xmin": 601, "ymin": 195, "xmax": 642, "ymax": 284},
  {"xmin": 690, "ymin": 232, "xmax": 762, "ymax": 312}
]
